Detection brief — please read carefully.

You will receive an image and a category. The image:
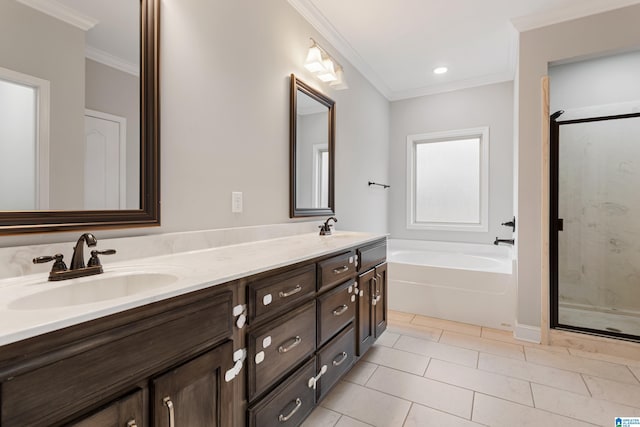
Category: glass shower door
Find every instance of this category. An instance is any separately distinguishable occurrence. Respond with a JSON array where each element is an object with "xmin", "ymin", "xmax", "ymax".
[{"xmin": 553, "ymin": 113, "xmax": 640, "ymax": 339}]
